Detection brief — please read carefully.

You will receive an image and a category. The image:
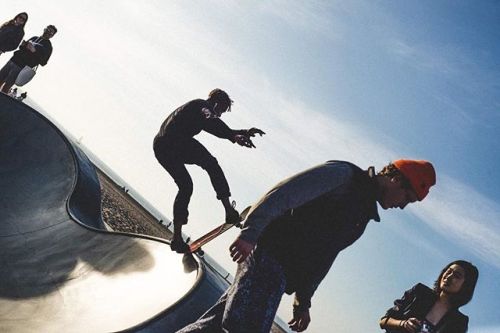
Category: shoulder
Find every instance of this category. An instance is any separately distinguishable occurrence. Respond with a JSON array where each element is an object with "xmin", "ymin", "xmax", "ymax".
[
  {"xmin": 412, "ymin": 283, "xmax": 434, "ymax": 295},
  {"xmin": 289, "ymin": 161, "xmax": 355, "ymax": 191},
  {"xmin": 442, "ymin": 309, "xmax": 469, "ymax": 332},
  {"xmin": 187, "ymin": 99, "xmax": 209, "ymax": 111},
  {"xmin": 399, "ymin": 283, "xmax": 434, "ymax": 300},
  {"xmin": 452, "ymin": 310, "xmax": 469, "ymax": 326},
  {"xmin": 320, "ymin": 160, "xmax": 357, "ymax": 177},
  {"xmin": 42, "ymin": 39, "xmax": 52, "ymax": 47},
  {"xmin": 177, "ymin": 99, "xmax": 205, "ymax": 112},
  {"xmin": 192, "ymin": 98, "xmax": 208, "ymax": 107}
]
